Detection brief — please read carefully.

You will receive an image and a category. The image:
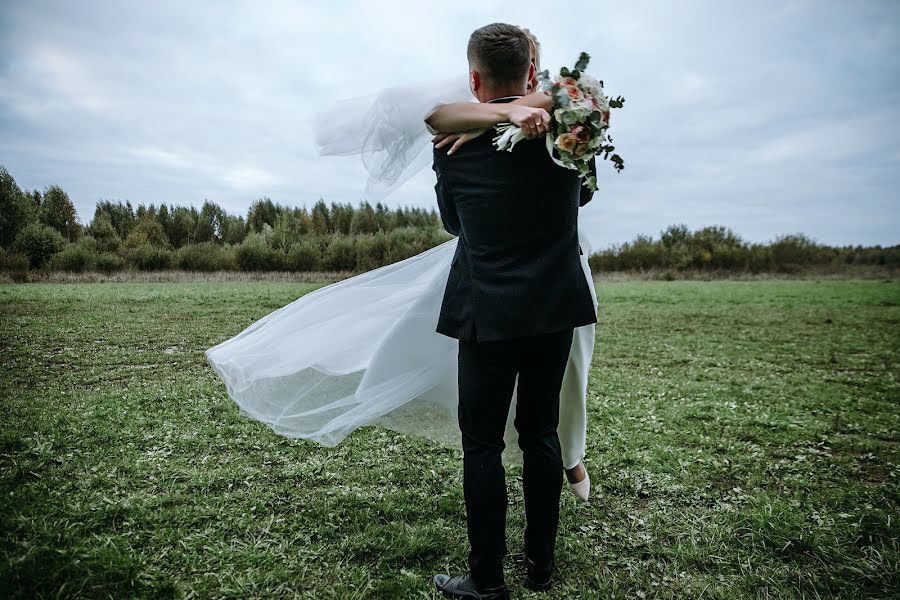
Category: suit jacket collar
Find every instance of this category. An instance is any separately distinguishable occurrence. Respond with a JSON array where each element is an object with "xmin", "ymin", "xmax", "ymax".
[{"xmin": 487, "ymin": 95, "xmax": 523, "ymax": 104}]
